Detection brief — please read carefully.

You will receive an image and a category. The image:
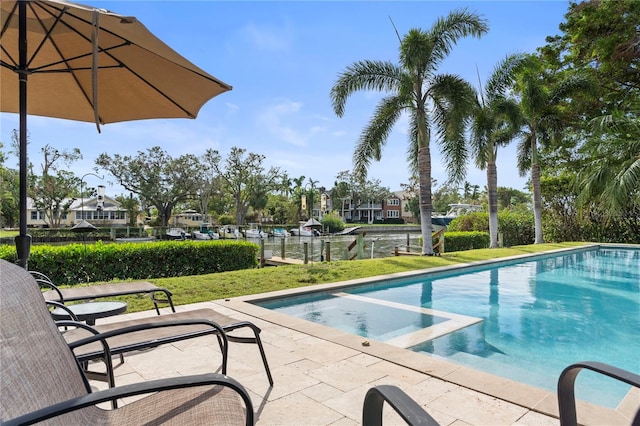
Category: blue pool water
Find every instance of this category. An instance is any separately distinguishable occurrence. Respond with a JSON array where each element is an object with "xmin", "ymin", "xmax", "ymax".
[{"xmin": 256, "ymin": 247, "xmax": 640, "ymax": 408}]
